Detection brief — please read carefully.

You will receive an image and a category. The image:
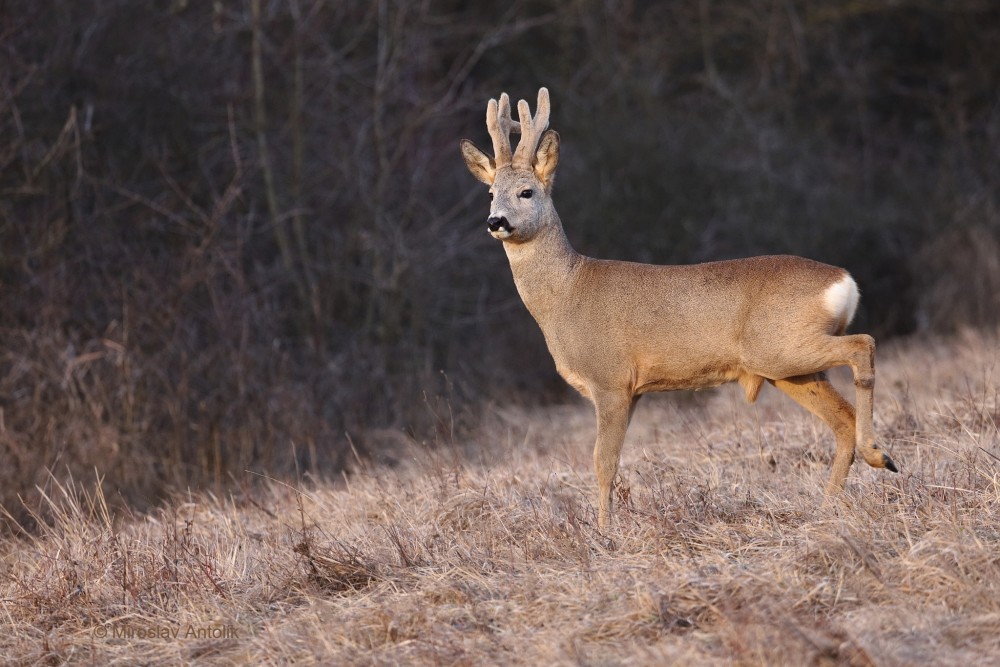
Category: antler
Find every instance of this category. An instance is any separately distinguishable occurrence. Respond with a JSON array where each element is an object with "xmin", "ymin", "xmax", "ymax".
[
  {"xmin": 512, "ymin": 87, "xmax": 550, "ymax": 168},
  {"xmin": 486, "ymin": 93, "xmax": 519, "ymax": 169},
  {"xmin": 485, "ymin": 88, "xmax": 550, "ymax": 170}
]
